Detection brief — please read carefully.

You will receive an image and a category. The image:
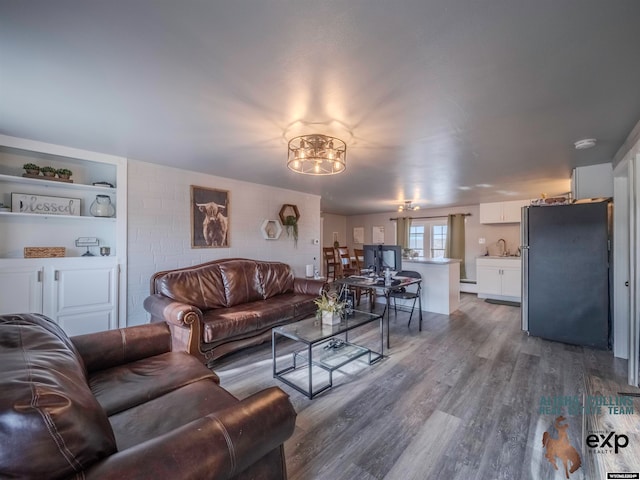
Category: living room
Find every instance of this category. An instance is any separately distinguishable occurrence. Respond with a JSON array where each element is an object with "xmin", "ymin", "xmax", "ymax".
[{"xmin": 2, "ymin": 1, "xmax": 640, "ymax": 479}]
